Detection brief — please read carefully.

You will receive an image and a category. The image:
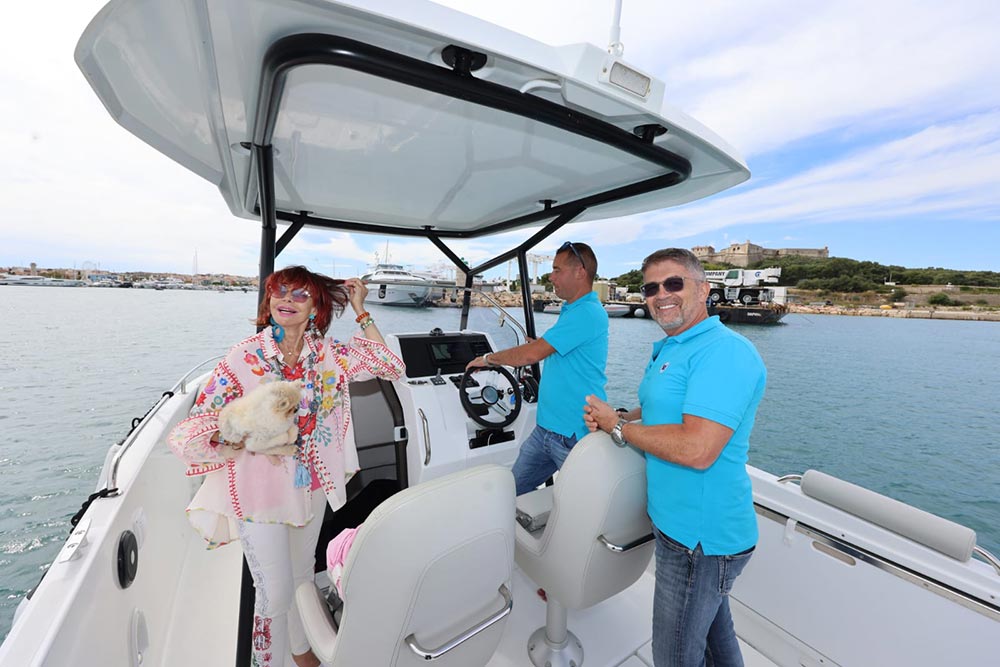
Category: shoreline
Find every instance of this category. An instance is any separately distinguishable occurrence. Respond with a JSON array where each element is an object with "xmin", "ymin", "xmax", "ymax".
[{"xmin": 787, "ymin": 304, "xmax": 1000, "ymax": 322}]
